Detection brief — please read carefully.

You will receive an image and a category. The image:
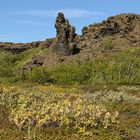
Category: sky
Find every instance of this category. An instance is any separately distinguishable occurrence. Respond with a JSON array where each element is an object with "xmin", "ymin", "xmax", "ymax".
[{"xmin": 0, "ymin": 0, "xmax": 140, "ymax": 43}]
